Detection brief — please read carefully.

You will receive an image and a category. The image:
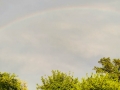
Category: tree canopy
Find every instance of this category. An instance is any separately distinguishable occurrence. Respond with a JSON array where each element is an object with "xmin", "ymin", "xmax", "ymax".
[
  {"xmin": 76, "ymin": 57, "xmax": 120, "ymax": 90},
  {"xmin": 36, "ymin": 70, "xmax": 80, "ymax": 90},
  {"xmin": 93, "ymin": 57, "xmax": 120, "ymax": 81},
  {"xmin": 79, "ymin": 73, "xmax": 120, "ymax": 90},
  {"xmin": 1, "ymin": 57, "xmax": 120, "ymax": 90},
  {"xmin": 0, "ymin": 72, "xmax": 27, "ymax": 90},
  {"xmin": 37, "ymin": 57, "xmax": 120, "ymax": 90}
]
